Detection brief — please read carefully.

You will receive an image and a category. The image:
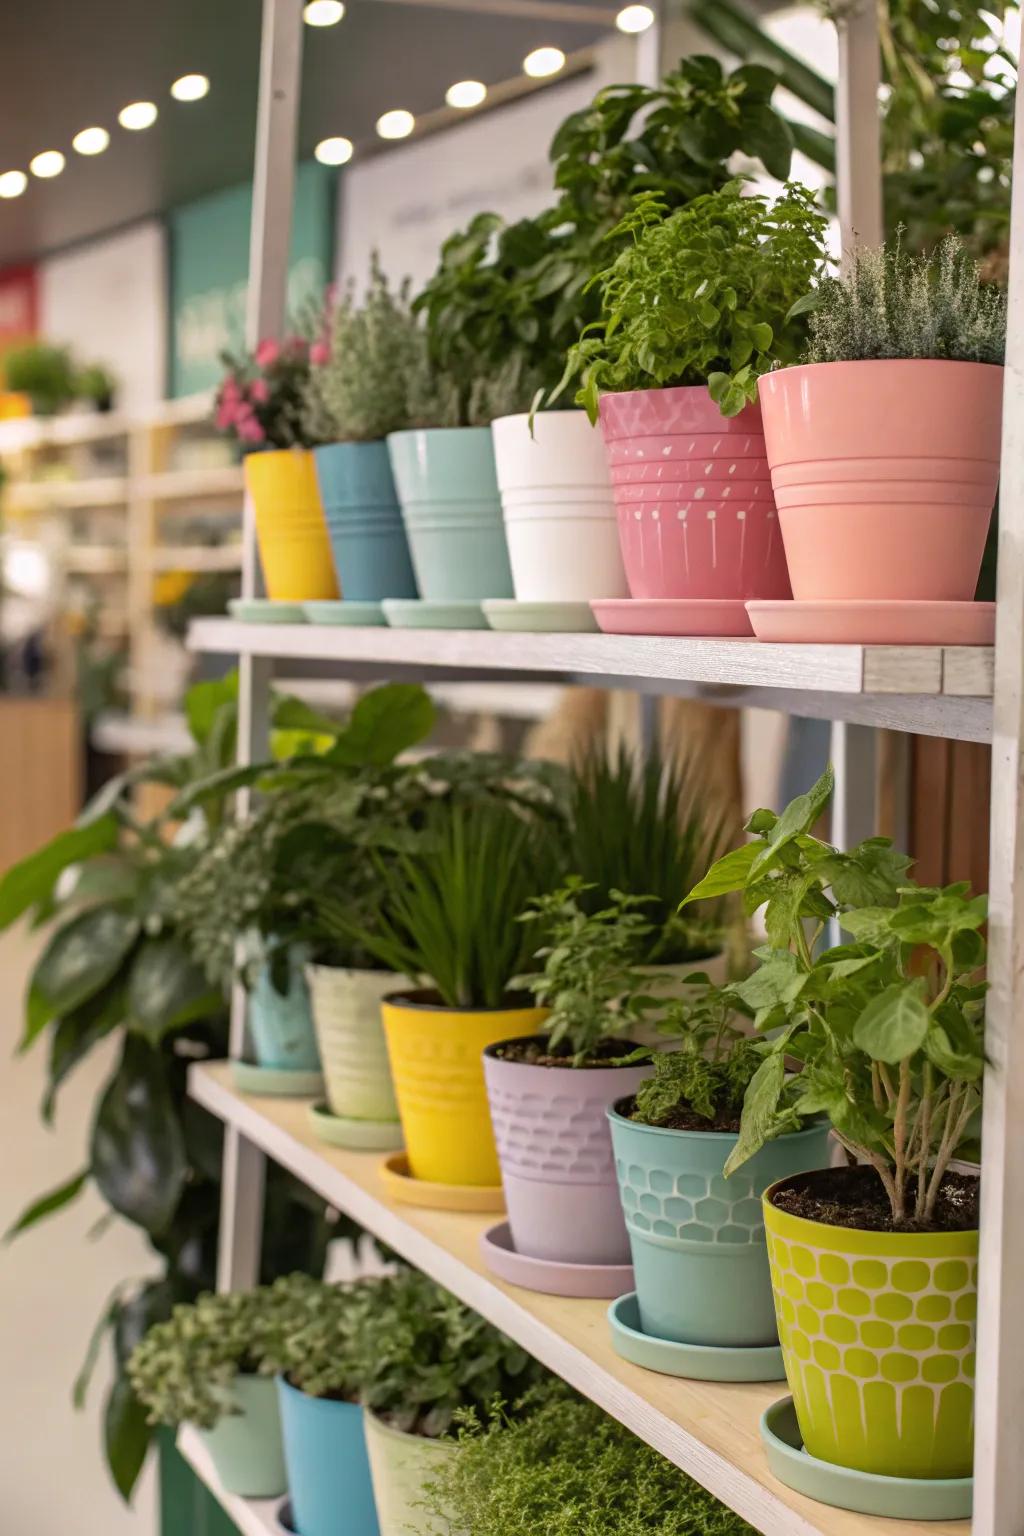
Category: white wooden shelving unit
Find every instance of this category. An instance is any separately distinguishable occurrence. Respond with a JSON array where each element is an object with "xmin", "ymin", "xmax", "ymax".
[
  {"xmin": 182, "ymin": 0, "xmax": 1024, "ymax": 1533},
  {"xmin": 178, "ymin": 1424, "xmax": 285, "ymax": 1536}
]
